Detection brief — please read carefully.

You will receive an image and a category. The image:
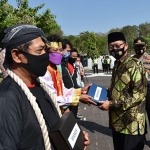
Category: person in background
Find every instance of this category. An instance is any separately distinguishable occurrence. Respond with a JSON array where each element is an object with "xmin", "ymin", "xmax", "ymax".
[
  {"xmin": 133, "ymin": 37, "xmax": 150, "ymax": 143},
  {"xmin": 93, "ymin": 55, "xmax": 98, "ymax": 74},
  {"xmin": 99, "ymin": 32, "xmax": 147, "ymax": 150},
  {"xmin": 101, "ymin": 55, "xmax": 105, "ymax": 72},
  {"xmin": 61, "ymin": 39, "xmax": 74, "ymax": 88},
  {"xmin": 0, "ymin": 48, "xmax": 7, "ymax": 78},
  {"xmin": 75, "ymin": 54, "xmax": 85, "ymax": 119},
  {"xmin": 67, "ymin": 48, "xmax": 83, "ymax": 118},
  {"xmin": 40, "ymin": 35, "xmax": 96, "ymax": 114},
  {"xmin": 79, "ymin": 56, "xmax": 85, "ymax": 87},
  {"xmin": 106, "ymin": 56, "xmax": 111, "ymax": 73},
  {"xmin": 75, "ymin": 54, "xmax": 84, "ymax": 88}
]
